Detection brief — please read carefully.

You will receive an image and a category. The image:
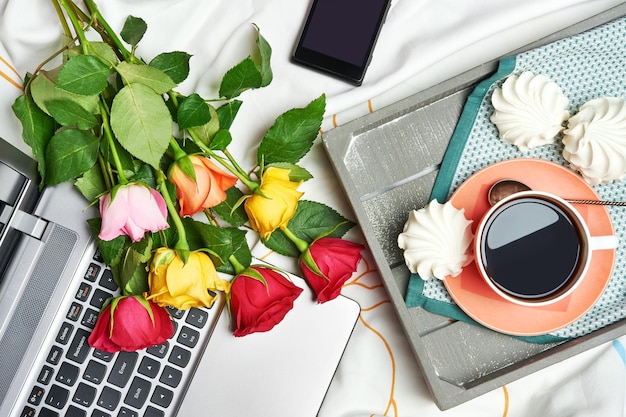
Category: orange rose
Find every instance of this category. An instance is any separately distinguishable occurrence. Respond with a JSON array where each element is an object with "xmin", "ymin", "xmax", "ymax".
[{"xmin": 170, "ymin": 155, "xmax": 238, "ymax": 217}]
